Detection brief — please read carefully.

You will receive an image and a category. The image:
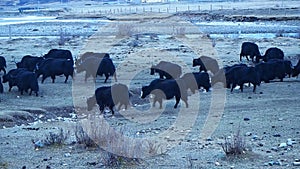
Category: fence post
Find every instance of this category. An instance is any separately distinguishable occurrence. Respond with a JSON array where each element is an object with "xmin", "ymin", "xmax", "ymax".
[
  {"xmin": 198, "ymin": 5, "xmax": 200, "ymax": 11},
  {"xmin": 210, "ymin": 4, "xmax": 212, "ymax": 11},
  {"xmin": 167, "ymin": 8, "xmax": 169, "ymax": 13},
  {"xmin": 188, "ymin": 5, "xmax": 190, "ymax": 12},
  {"xmin": 9, "ymin": 25, "xmax": 11, "ymax": 40},
  {"xmin": 176, "ymin": 7, "xmax": 177, "ymax": 13}
]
